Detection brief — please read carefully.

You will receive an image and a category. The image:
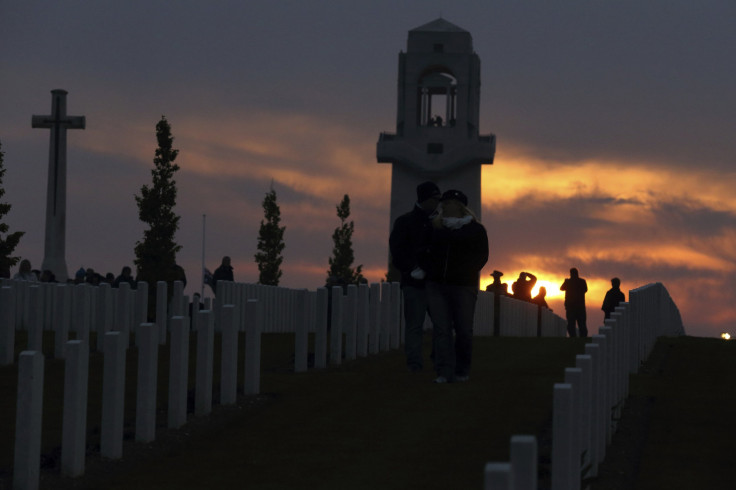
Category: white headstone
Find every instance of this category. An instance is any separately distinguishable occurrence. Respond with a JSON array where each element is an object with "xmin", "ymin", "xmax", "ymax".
[
  {"xmin": 330, "ymin": 287, "xmax": 343, "ymax": 365},
  {"xmin": 156, "ymin": 281, "xmax": 168, "ymax": 344},
  {"xmin": 344, "ymin": 285, "xmax": 358, "ymax": 360},
  {"xmin": 551, "ymin": 383, "xmax": 574, "ymax": 490},
  {"xmin": 380, "ymin": 283, "xmax": 391, "ymax": 351},
  {"xmin": 244, "ymin": 299, "xmax": 262, "ymax": 395},
  {"xmin": 135, "ymin": 323, "xmax": 158, "ymax": 442},
  {"xmin": 220, "ymin": 305, "xmax": 238, "ymax": 404},
  {"xmin": 13, "ymin": 351, "xmax": 45, "ymax": 489},
  {"xmin": 101, "ymin": 332, "xmax": 126, "ymax": 459},
  {"xmin": 61, "ymin": 340, "xmax": 89, "ymax": 476},
  {"xmin": 510, "ymin": 435, "xmax": 537, "ymax": 490},
  {"xmin": 167, "ymin": 316, "xmax": 189, "ymax": 429},
  {"xmin": 484, "ymin": 462, "xmax": 512, "ymax": 489},
  {"xmin": 195, "ymin": 310, "xmax": 214, "ymax": 416},
  {"xmin": 356, "ymin": 284, "xmax": 370, "ymax": 357},
  {"xmin": 54, "ymin": 284, "xmax": 71, "ymax": 359},
  {"xmin": 369, "ymin": 283, "xmax": 381, "ymax": 354},
  {"xmin": 314, "ymin": 288, "xmax": 328, "ymax": 369},
  {"xmin": 294, "ymin": 290, "xmax": 309, "ymax": 372}
]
